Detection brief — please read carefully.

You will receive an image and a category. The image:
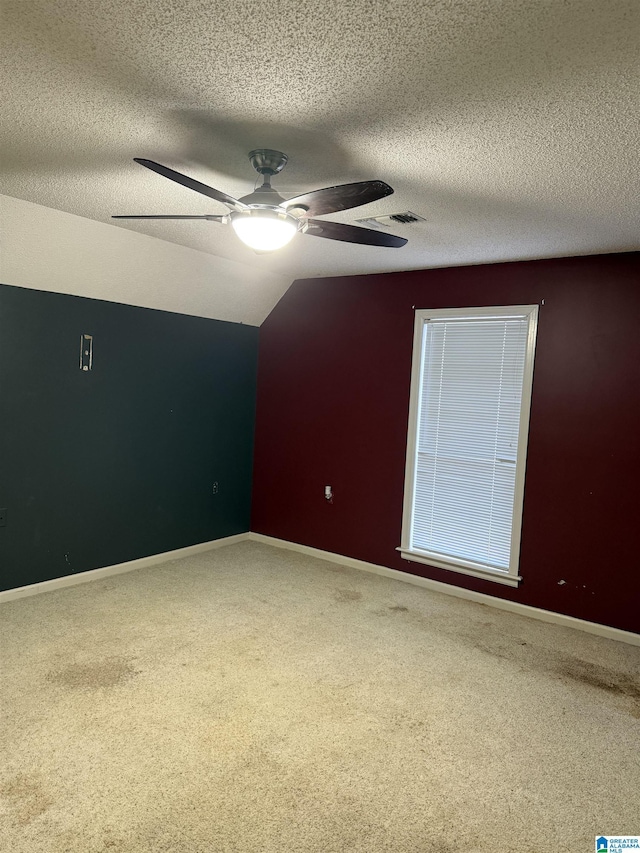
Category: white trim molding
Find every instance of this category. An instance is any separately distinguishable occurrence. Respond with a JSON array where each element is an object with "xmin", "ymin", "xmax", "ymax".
[
  {"xmin": 400, "ymin": 304, "xmax": 539, "ymax": 587},
  {"xmin": 0, "ymin": 533, "xmax": 250, "ymax": 604},
  {"xmin": 248, "ymin": 533, "xmax": 640, "ymax": 647},
  {"xmin": 397, "ymin": 548, "xmax": 521, "ymax": 587},
  {"xmin": 2, "ymin": 531, "xmax": 637, "ymax": 647}
]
